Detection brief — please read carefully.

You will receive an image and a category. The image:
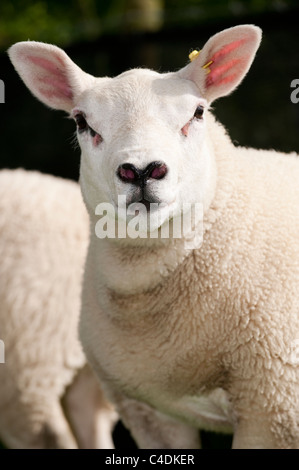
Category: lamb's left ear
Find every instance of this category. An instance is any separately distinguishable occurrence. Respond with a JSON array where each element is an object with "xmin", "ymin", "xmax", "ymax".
[
  {"xmin": 179, "ymin": 25, "xmax": 262, "ymax": 104},
  {"xmin": 8, "ymin": 41, "xmax": 95, "ymax": 112}
]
